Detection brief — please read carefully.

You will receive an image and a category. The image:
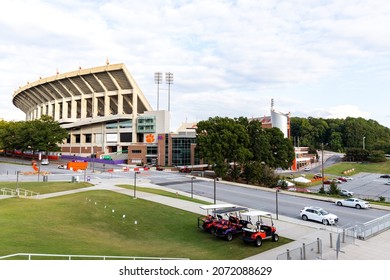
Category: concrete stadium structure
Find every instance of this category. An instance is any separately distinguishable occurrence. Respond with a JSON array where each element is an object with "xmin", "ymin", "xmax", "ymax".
[
  {"xmin": 12, "ymin": 63, "xmax": 170, "ymax": 162},
  {"xmin": 12, "ymin": 63, "xmax": 297, "ymax": 168}
]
